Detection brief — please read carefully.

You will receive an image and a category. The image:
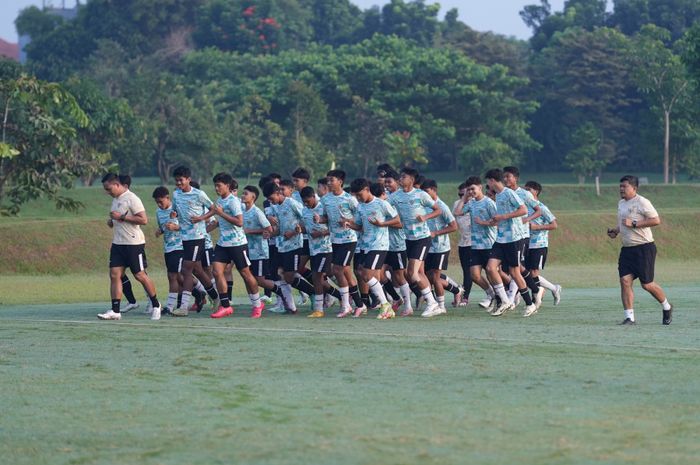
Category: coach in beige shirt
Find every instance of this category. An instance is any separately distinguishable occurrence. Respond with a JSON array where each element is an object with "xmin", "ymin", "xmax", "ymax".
[{"xmin": 607, "ymin": 175, "xmax": 672, "ymax": 325}]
